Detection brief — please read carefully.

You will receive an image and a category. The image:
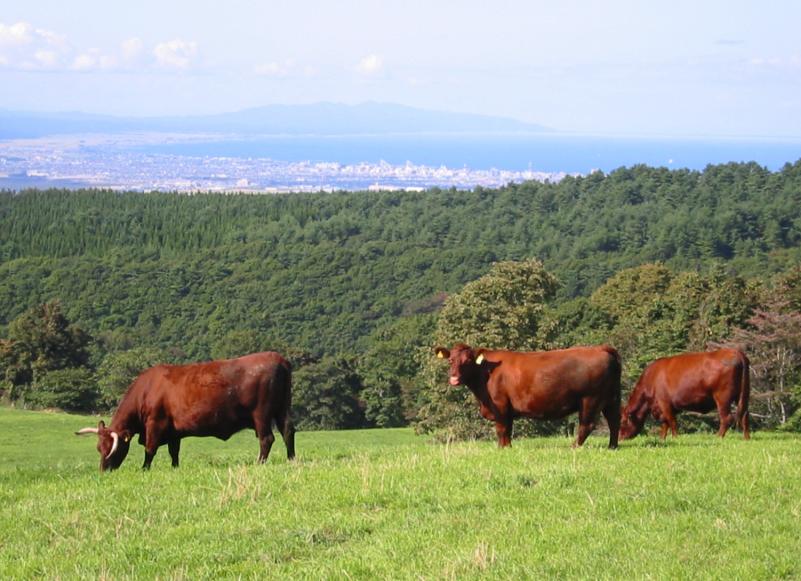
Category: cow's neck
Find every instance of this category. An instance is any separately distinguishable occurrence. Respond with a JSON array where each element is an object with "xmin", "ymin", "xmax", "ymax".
[
  {"xmin": 110, "ymin": 392, "xmax": 142, "ymax": 434},
  {"xmin": 464, "ymin": 374, "xmax": 498, "ymax": 416},
  {"xmin": 627, "ymin": 387, "xmax": 651, "ymax": 433}
]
